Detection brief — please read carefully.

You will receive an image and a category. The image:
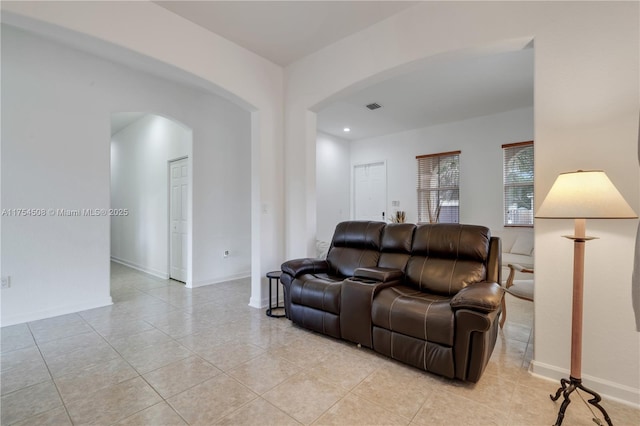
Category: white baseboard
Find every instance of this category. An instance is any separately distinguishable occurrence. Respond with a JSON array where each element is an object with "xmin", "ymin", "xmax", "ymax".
[
  {"xmin": 190, "ymin": 271, "xmax": 251, "ymax": 288},
  {"xmin": 256, "ymin": 296, "xmax": 271, "ymax": 309},
  {"xmin": 530, "ymin": 360, "xmax": 640, "ymax": 408},
  {"xmin": 249, "ymin": 296, "xmax": 264, "ymax": 309},
  {"xmin": 110, "ymin": 256, "xmax": 169, "ymax": 280},
  {"xmin": 256, "ymin": 295, "xmax": 285, "ymax": 309},
  {"xmin": 0, "ymin": 296, "xmax": 113, "ymax": 327},
  {"xmin": 249, "ymin": 297, "xmax": 284, "ymax": 310}
]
